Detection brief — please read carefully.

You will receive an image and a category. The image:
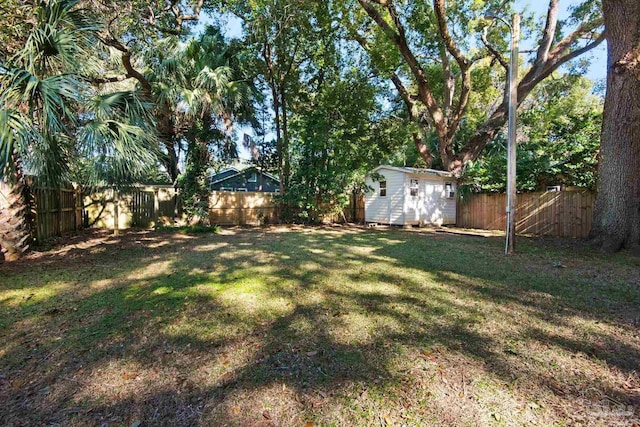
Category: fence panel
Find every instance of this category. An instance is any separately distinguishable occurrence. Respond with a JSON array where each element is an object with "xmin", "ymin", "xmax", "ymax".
[
  {"xmin": 209, "ymin": 191, "xmax": 277, "ymax": 225},
  {"xmin": 457, "ymin": 190, "xmax": 596, "ymax": 238},
  {"xmin": 32, "ymin": 187, "xmax": 82, "ymax": 241},
  {"xmin": 85, "ymin": 186, "xmax": 179, "ymax": 230},
  {"xmin": 83, "ymin": 188, "xmax": 362, "ymax": 228}
]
